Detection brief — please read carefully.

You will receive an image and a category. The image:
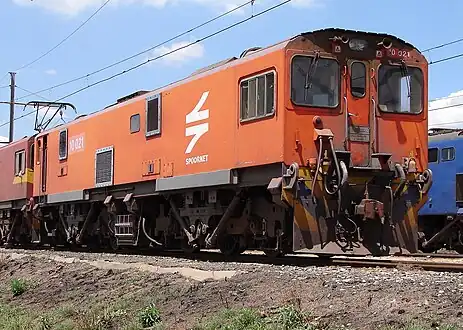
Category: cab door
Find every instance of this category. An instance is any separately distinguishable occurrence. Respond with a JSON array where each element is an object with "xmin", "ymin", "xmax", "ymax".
[{"xmin": 345, "ymin": 60, "xmax": 371, "ymax": 167}]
